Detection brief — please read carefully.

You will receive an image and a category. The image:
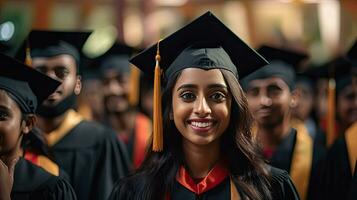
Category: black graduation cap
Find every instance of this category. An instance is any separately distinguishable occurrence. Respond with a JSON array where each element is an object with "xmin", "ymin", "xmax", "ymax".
[
  {"xmin": 314, "ymin": 56, "xmax": 352, "ymax": 91},
  {"xmin": 96, "ymin": 42, "xmax": 134, "ymax": 77},
  {"xmin": 0, "ymin": 53, "xmax": 60, "ymax": 114},
  {"xmin": 346, "ymin": 39, "xmax": 357, "ymax": 76},
  {"xmin": 16, "ymin": 30, "xmax": 91, "ymax": 71},
  {"xmin": 129, "ymin": 11, "xmax": 268, "ymax": 152},
  {"xmin": 80, "ymin": 42, "xmax": 133, "ymax": 80},
  {"xmin": 130, "ymin": 11, "xmax": 268, "ymax": 81},
  {"xmin": 241, "ymin": 45, "xmax": 309, "ymax": 91}
]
